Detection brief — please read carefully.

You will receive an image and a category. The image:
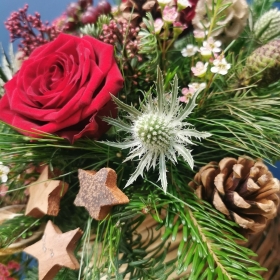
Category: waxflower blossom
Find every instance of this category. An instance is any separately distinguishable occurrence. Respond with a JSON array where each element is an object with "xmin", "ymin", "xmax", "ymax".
[
  {"xmin": 157, "ymin": 0, "xmax": 172, "ymax": 6},
  {"xmin": 0, "ymin": 162, "xmax": 10, "ymax": 183},
  {"xmin": 102, "ymin": 68, "xmax": 211, "ymax": 192},
  {"xmin": 179, "ymin": 87, "xmax": 195, "ymax": 103},
  {"xmin": 211, "ymin": 57, "xmax": 231, "ymax": 75},
  {"xmin": 179, "ymin": 82, "xmax": 206, "ymax": 103},
  {"xmin": 162, "ymin": 6, "xmax": 178, "ymax": 23},
  {"xmin": 177, "ymin": 0, "xmax": 192, "ymax": 10},
  {"xmin": 173, "ymin": 22, "xmax": 187, "ymax": 36},
  {"xmin": 154, "ymin": 18, "xmax": 164, "ymax": 34},
  {"xmin": 191, "ymin": 61, "xmax": 208, "ymax": 77},
  {"xmin": 181, "ymin": 44, "xmax": 198, "ymax": 57},
  {"xmin": 200, "ymin": 37, "xmax": 222, "ymax": 57},
  {"xmin": 189, "ymin": 82, "xmax": 207, "ymax": 92},
  {"xmin": 193, "ymin": 29, "xmax": 206, "ymax": 42}
]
